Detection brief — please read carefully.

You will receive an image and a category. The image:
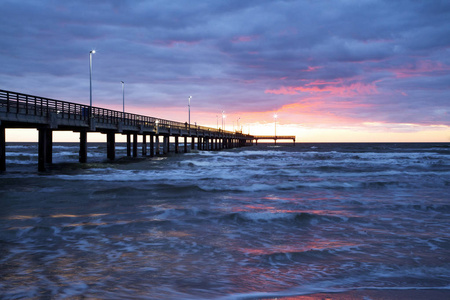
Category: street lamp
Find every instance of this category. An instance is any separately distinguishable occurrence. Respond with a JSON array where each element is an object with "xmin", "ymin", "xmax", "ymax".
[
  {"xmin": 121, "ymin": 81, "xmax": 125, "ymax": 115},
  {"xmin": 155, "ymin": 119, "xmax": 159, "ymax": 134},
  {"xmin": 274, "ymin": 113, "xmax": 278, "ymax": 137},
  {"xmin": 188, "ymin": 96, "xmax": 192, "ymax": 128},
  {"xmin": 89, "ymin": 50, "xmax": 95, "ymax": 116},
  {"xmin": 222, "ymin": 111, "xmax": 226, "ymax": 131}
]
